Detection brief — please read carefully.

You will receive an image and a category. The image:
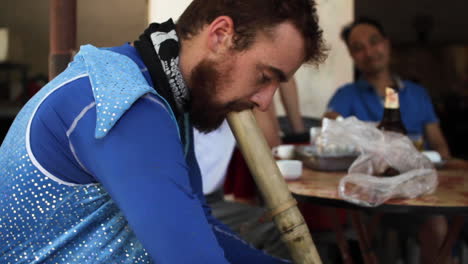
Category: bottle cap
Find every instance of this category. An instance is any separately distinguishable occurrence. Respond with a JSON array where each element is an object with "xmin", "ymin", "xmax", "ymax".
[{"xmin": 384, "ymin": 87, "xmax": 399, "ymax": 109}]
